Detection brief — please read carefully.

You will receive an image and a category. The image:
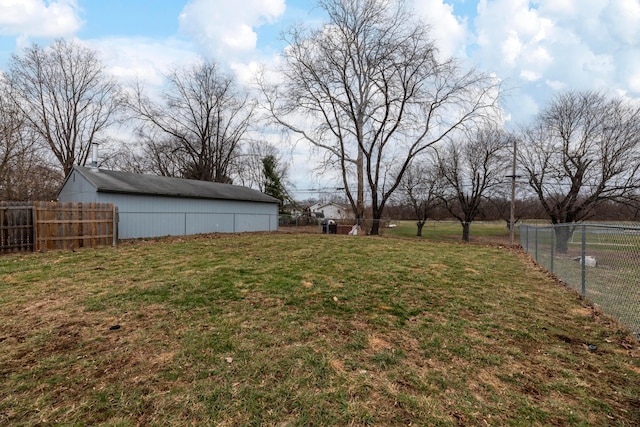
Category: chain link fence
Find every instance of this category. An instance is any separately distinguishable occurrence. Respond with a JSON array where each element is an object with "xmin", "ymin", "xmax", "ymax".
[{"xmin": 520, "ymin": 223, "xmax": 640, "ymax": 339}]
